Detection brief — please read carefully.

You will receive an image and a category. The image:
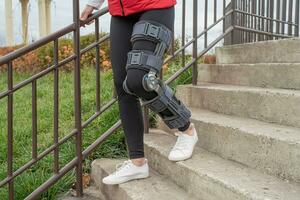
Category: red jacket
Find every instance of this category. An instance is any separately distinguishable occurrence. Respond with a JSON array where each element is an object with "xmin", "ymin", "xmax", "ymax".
[{"xmin": 108, "ymin": 0, "xmax": 177, "ymax": 16}]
